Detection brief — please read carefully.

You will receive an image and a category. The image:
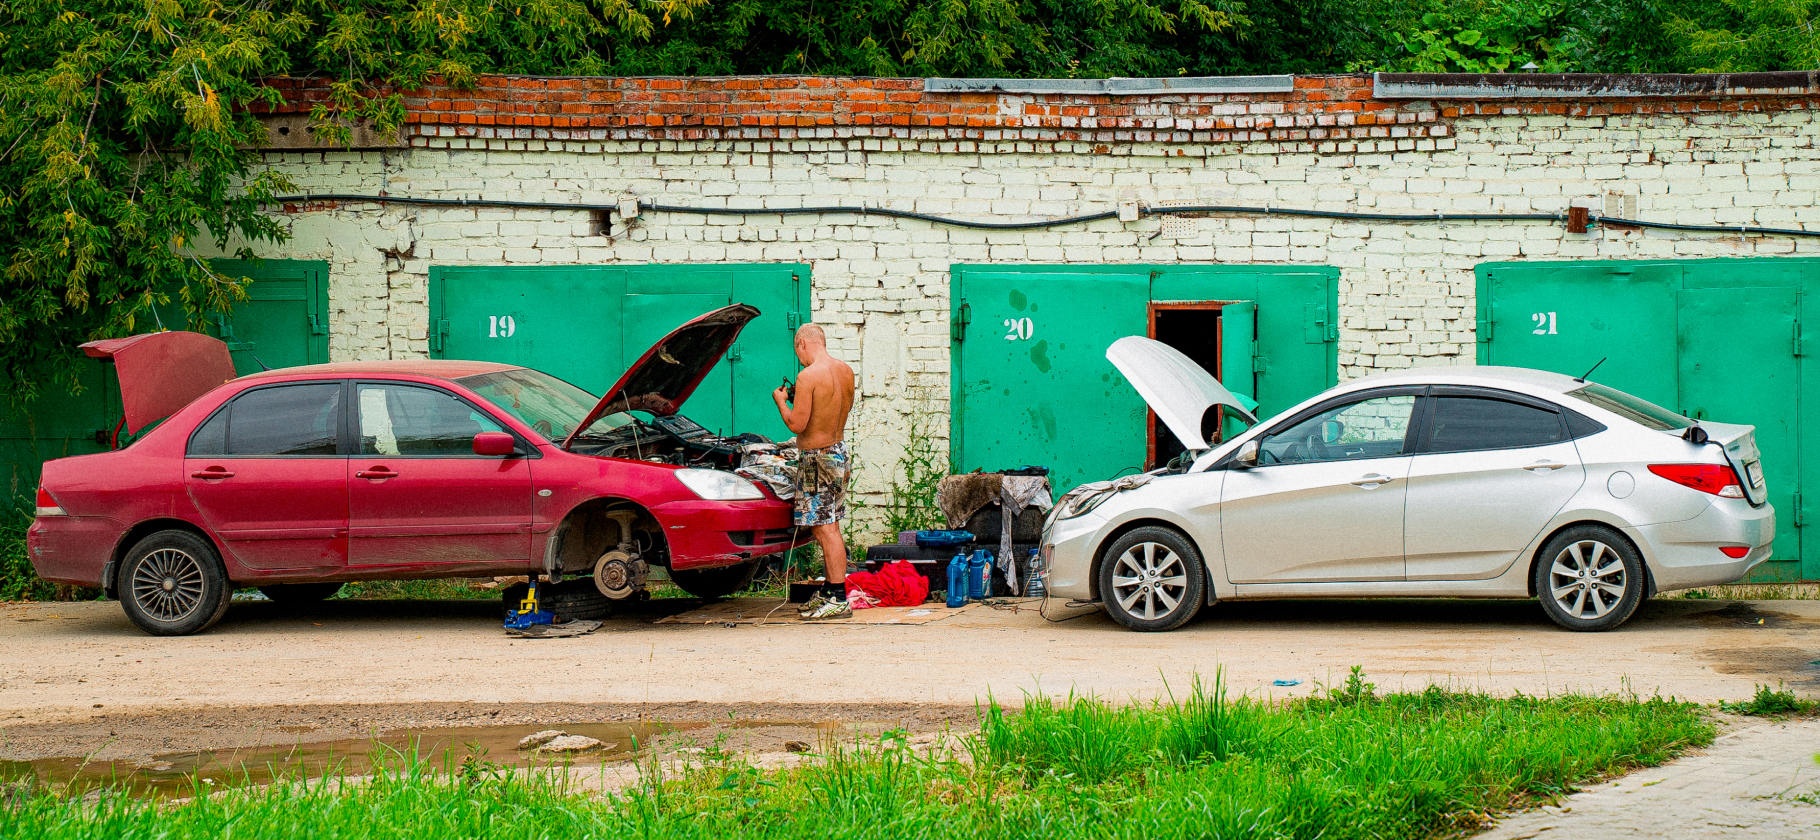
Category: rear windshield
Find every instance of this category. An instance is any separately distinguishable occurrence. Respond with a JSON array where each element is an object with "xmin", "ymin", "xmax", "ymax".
[{"xmin": 1564, "ymin": 383, "xmax": 1691, "ymax": 431}]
